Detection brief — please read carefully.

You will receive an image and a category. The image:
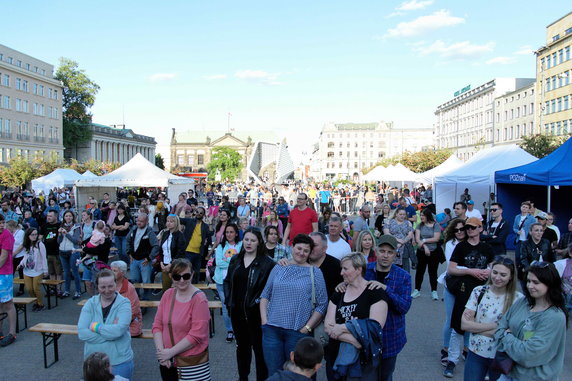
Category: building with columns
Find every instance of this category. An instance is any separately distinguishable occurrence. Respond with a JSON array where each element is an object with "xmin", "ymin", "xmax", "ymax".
[{"xmin": 67, "ymin": 123, "xmax": 156, "ymax": 164}]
